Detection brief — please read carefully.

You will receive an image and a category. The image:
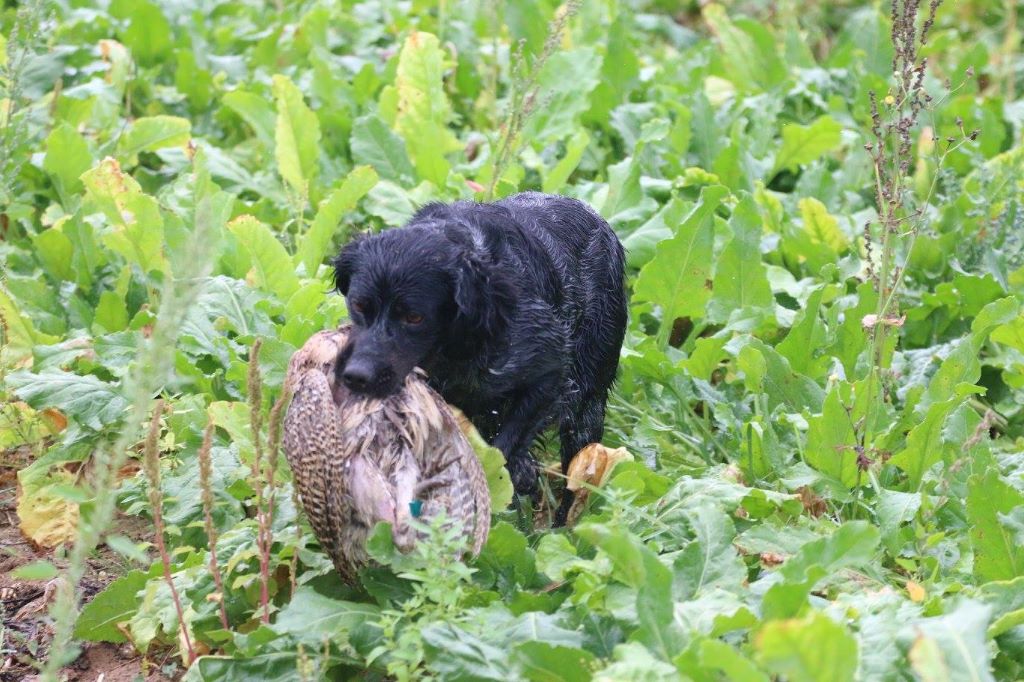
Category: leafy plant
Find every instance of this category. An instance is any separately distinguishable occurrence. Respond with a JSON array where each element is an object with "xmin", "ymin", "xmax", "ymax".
[{"xmin": 1, "ymin": 0, "xmax": 1023, "ymax": 680}]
